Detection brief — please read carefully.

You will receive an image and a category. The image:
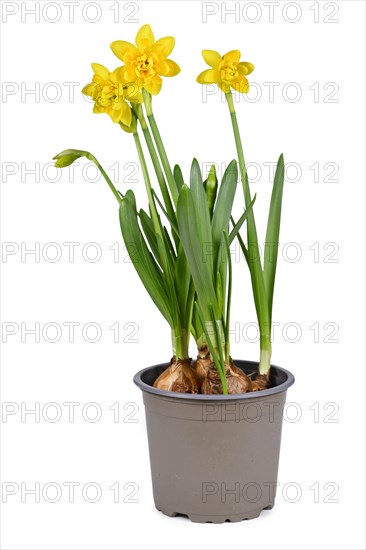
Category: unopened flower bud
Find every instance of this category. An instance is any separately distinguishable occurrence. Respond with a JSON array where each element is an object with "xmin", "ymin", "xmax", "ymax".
[
  {"xmin": 203, "ymin": 164, "xmax": 218, "ymax": 216},
  {"xmin": 53, "ymin": 149, "xmax": 91, "ymax": 168}
]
